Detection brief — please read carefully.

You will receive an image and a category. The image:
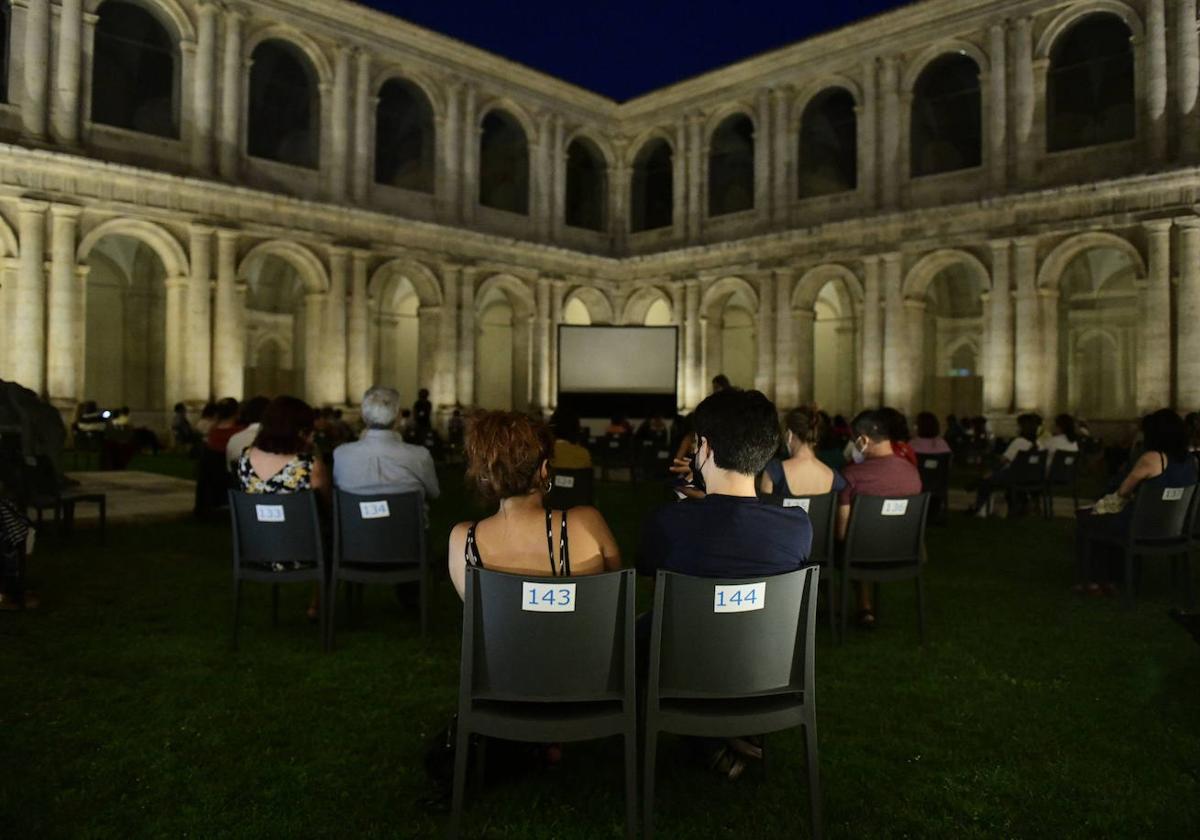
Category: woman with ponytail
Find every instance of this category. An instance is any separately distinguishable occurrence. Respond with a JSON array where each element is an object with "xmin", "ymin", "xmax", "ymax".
[{"xmin": 759, "ymin": 406, "xmax": 846, "ymax": 498}]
